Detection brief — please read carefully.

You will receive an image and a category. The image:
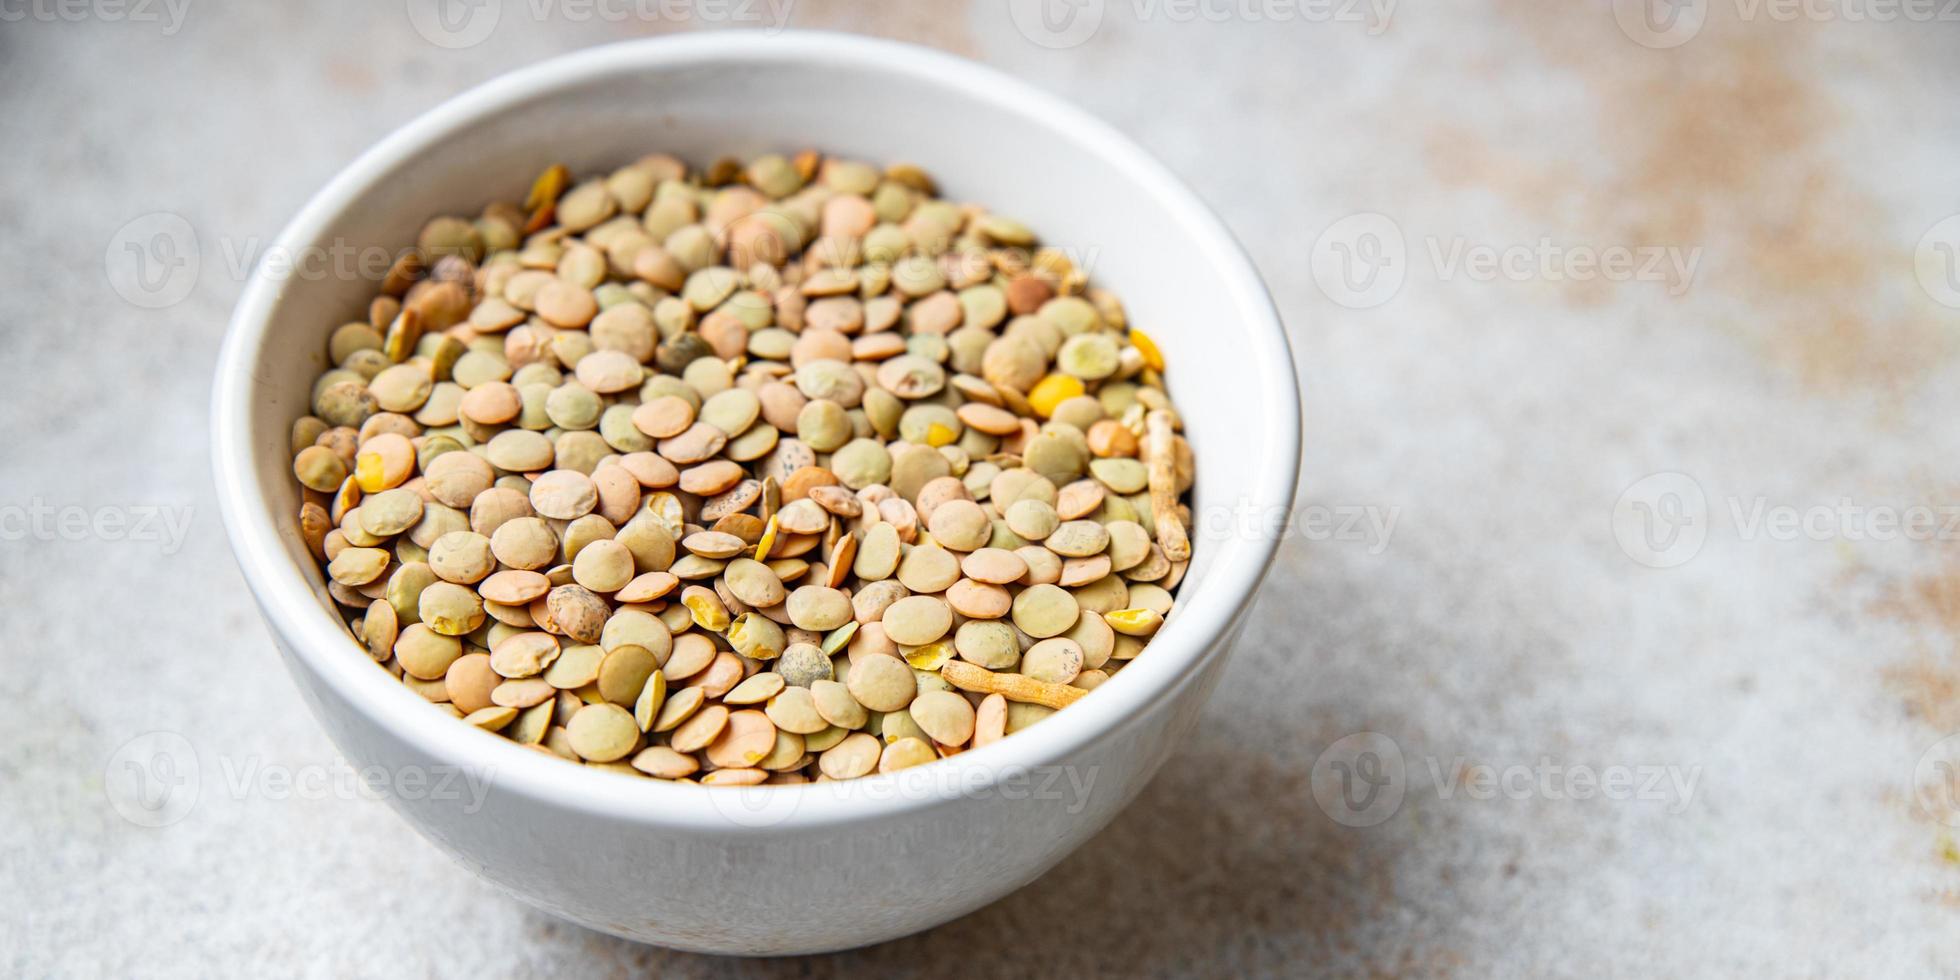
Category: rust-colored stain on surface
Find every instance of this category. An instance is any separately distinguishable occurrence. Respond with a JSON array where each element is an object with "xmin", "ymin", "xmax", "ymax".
[
  {"xmin": 323, "ymin": 58, "xmax": 375, "ymax": 93},
  {"xmin": 1876, "ymin": 555, "xmax": 1960, "ymax": 734},
  {"xmin": 1440, "ymin": 2, "xmax": 1951, "ymax": 393},
  {"xmin": 792, "ymin": 0, "xmax": 979, "ymax": 57}
]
